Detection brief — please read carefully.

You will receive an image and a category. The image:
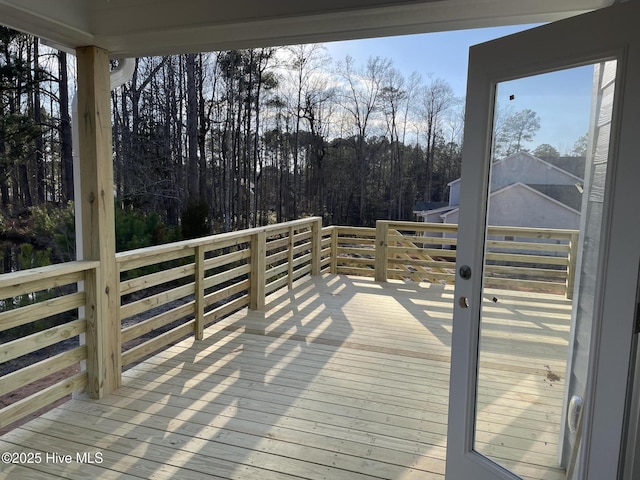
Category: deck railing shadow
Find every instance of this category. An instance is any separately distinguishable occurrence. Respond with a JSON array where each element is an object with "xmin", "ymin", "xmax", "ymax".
[{"xmin": 1, "ymin": 274, "xmax": 361, "ymax": 477}]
